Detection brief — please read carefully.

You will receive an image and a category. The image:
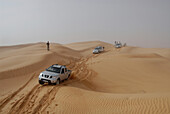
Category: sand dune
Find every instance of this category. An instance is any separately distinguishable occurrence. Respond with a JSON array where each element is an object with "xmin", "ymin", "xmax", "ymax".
[{"xmin": 0, "ymin": 41, "xmax": 170, "ymax": 114}]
